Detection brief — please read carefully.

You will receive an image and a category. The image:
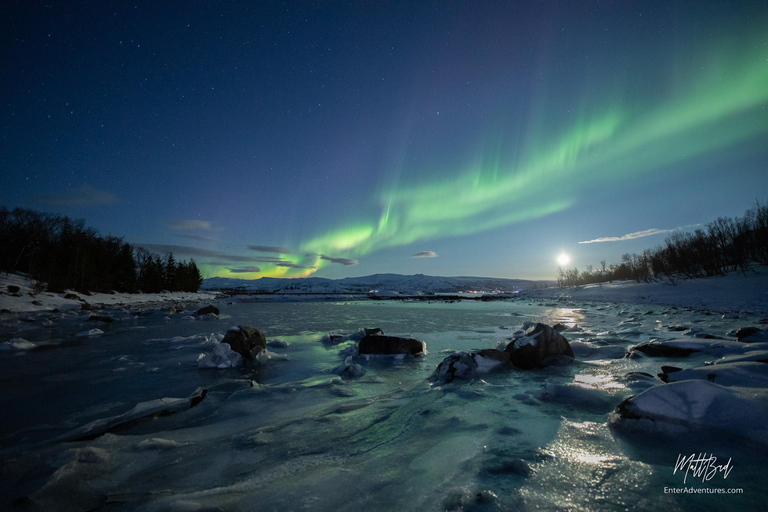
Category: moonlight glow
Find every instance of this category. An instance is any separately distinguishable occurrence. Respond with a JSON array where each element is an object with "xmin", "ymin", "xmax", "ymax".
[
  {"xmin": 285, "ymin": 31, "xmax": 768, "ymax": 277},
  {"xmin": 3, "ymin": 2, "xmax": 767, "ymax": 280}
]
